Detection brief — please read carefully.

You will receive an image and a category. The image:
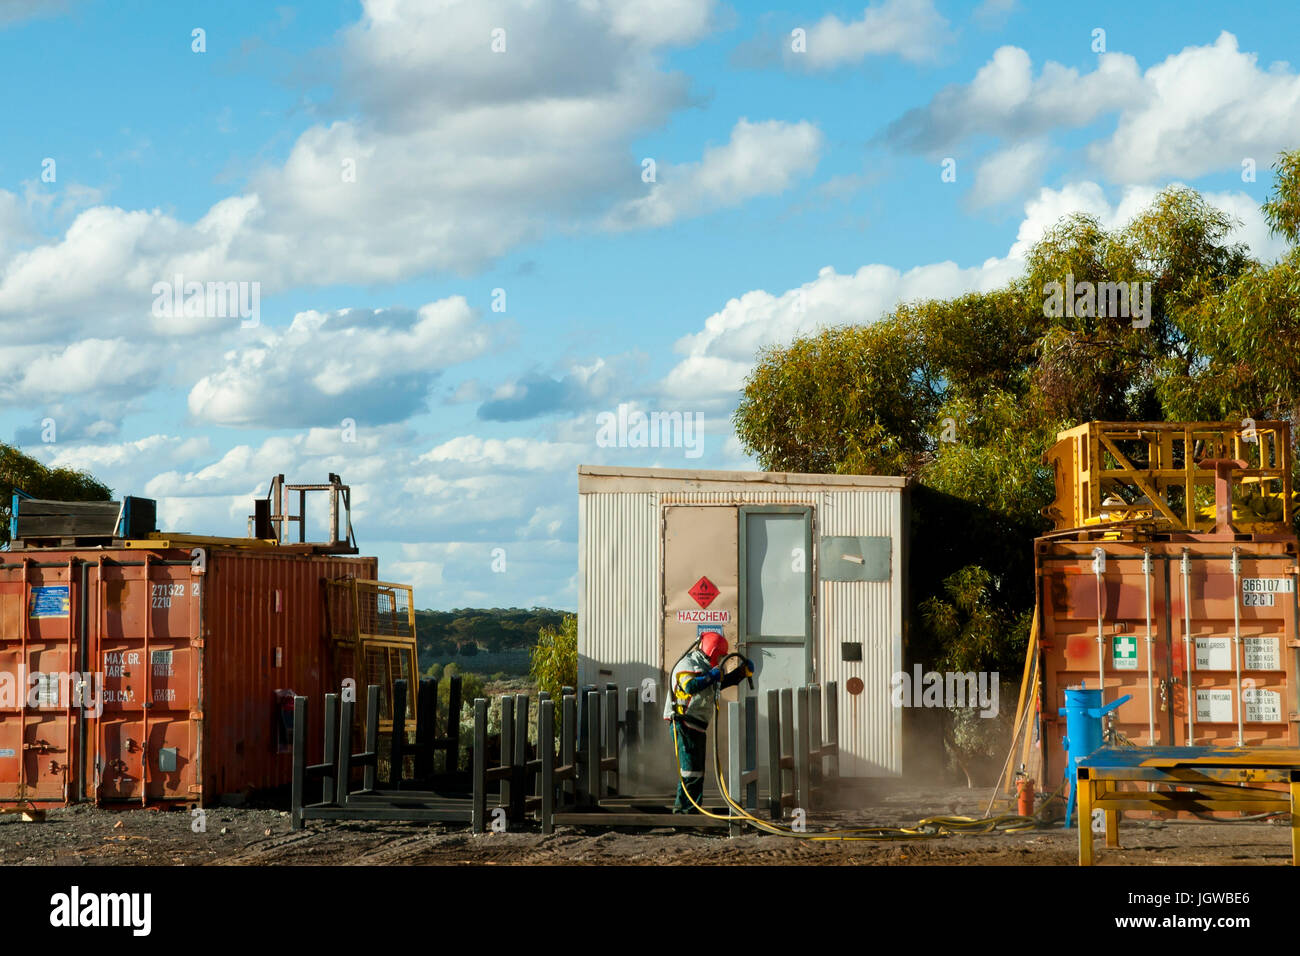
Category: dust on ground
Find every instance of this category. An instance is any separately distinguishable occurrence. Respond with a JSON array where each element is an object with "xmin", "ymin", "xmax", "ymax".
[{"xmin": 0, "ymin": 785, "xmax": 1290, "ymax": 866}]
